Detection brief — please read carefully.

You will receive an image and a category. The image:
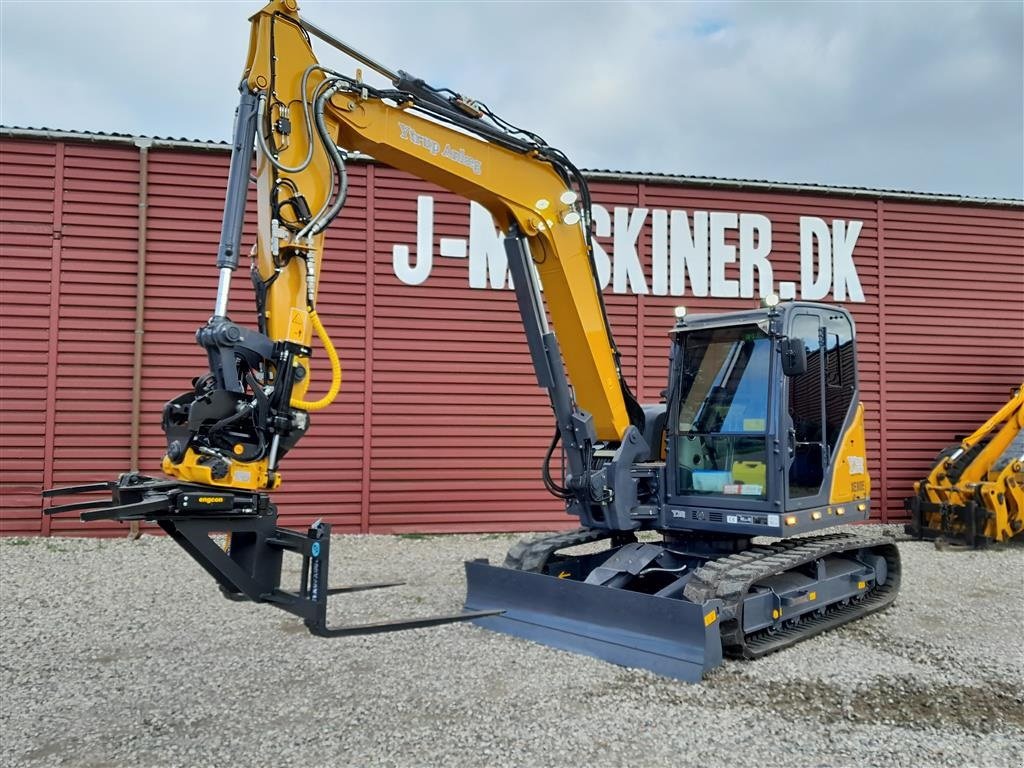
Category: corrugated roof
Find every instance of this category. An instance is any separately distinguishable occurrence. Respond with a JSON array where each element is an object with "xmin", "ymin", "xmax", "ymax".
[
  {"xmin": 0, "ymin": 125, "xmax": 232, "ymax": 151},
  {"xmin": 2, "ymin": 125, "xmax": 1021, "ymax": 207},
  {"xmin": 582, "ymin": 169, "xmax": 1024, "ymax": 206}
]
